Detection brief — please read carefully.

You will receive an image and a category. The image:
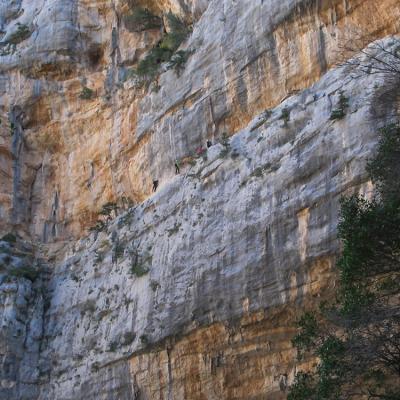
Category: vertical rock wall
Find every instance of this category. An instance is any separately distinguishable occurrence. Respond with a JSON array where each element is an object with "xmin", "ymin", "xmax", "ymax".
[{"xmin": 0, "ymin": 0, "xmax": 399, "ymax": 239}]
